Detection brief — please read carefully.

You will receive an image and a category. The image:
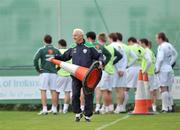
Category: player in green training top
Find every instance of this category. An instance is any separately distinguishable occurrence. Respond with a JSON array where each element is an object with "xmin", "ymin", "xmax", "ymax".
[{"xmin": 33, "ymin": 35, "xmax": 60, "ymax": 115}]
